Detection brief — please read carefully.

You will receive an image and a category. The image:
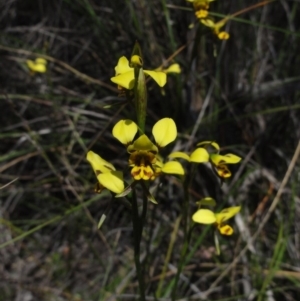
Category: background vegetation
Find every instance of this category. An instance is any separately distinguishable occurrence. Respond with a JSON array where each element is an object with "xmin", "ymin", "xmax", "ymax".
[{"xmin": 1, "ymin": 0, "xmax": 300, "ymax": 300}]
